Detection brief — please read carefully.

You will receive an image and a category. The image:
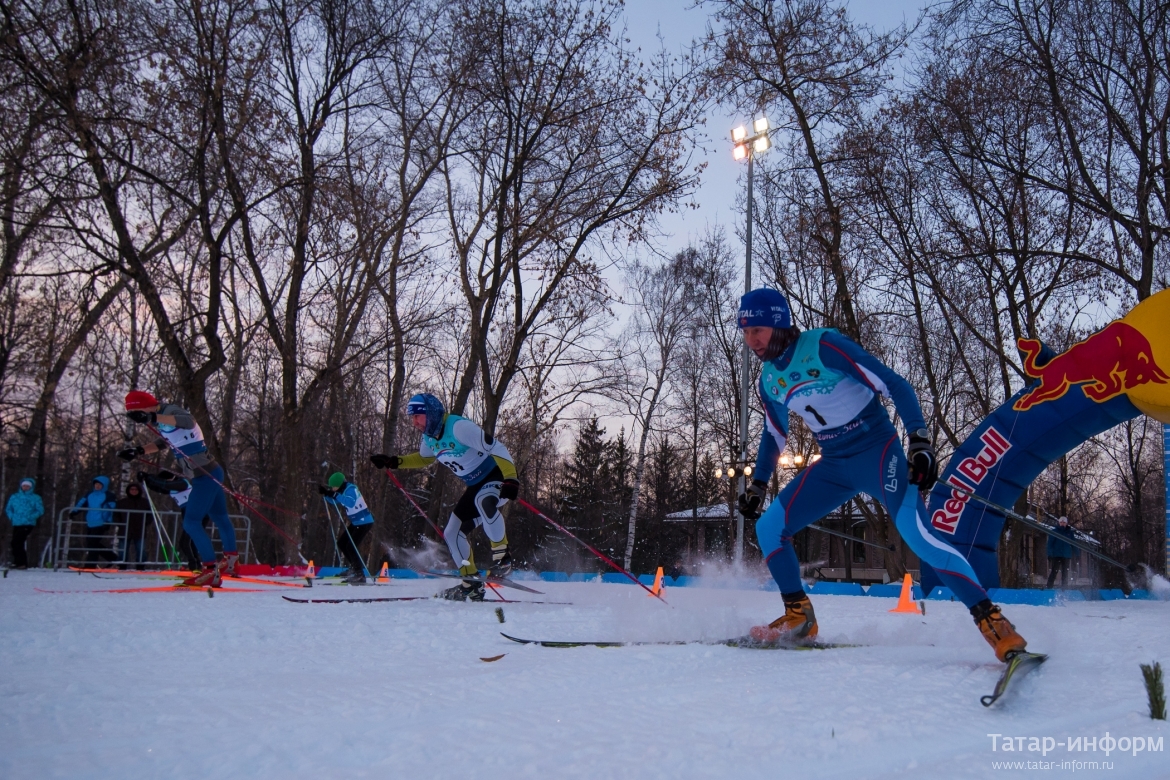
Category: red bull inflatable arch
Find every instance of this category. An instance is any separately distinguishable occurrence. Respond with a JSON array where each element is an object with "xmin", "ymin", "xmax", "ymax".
[{"xmin": 921, "ymin": 289, "xmax": 1170, "ymax": 593}]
